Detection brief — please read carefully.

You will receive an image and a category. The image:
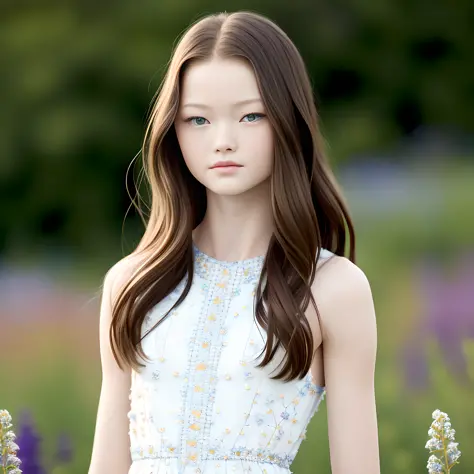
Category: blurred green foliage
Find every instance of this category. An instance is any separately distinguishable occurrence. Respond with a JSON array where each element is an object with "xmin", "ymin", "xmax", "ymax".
[{"xmin": 1, "ymin": 1, "xmax": 474, "ymax": 259}]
